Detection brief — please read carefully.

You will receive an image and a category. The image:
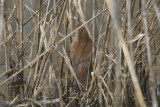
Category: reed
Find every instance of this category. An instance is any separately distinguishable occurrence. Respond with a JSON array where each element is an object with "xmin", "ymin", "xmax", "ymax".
[{"xmin": 0, "ymin": 0, "xmax": 160, "ymax": 106}]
